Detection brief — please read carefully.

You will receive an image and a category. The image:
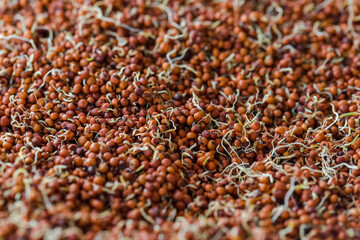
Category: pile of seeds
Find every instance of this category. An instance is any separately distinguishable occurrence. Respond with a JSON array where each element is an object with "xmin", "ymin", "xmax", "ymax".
[{"xmin": 1, "ymin": 0, "xmax": 360, "ymax": 239}]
